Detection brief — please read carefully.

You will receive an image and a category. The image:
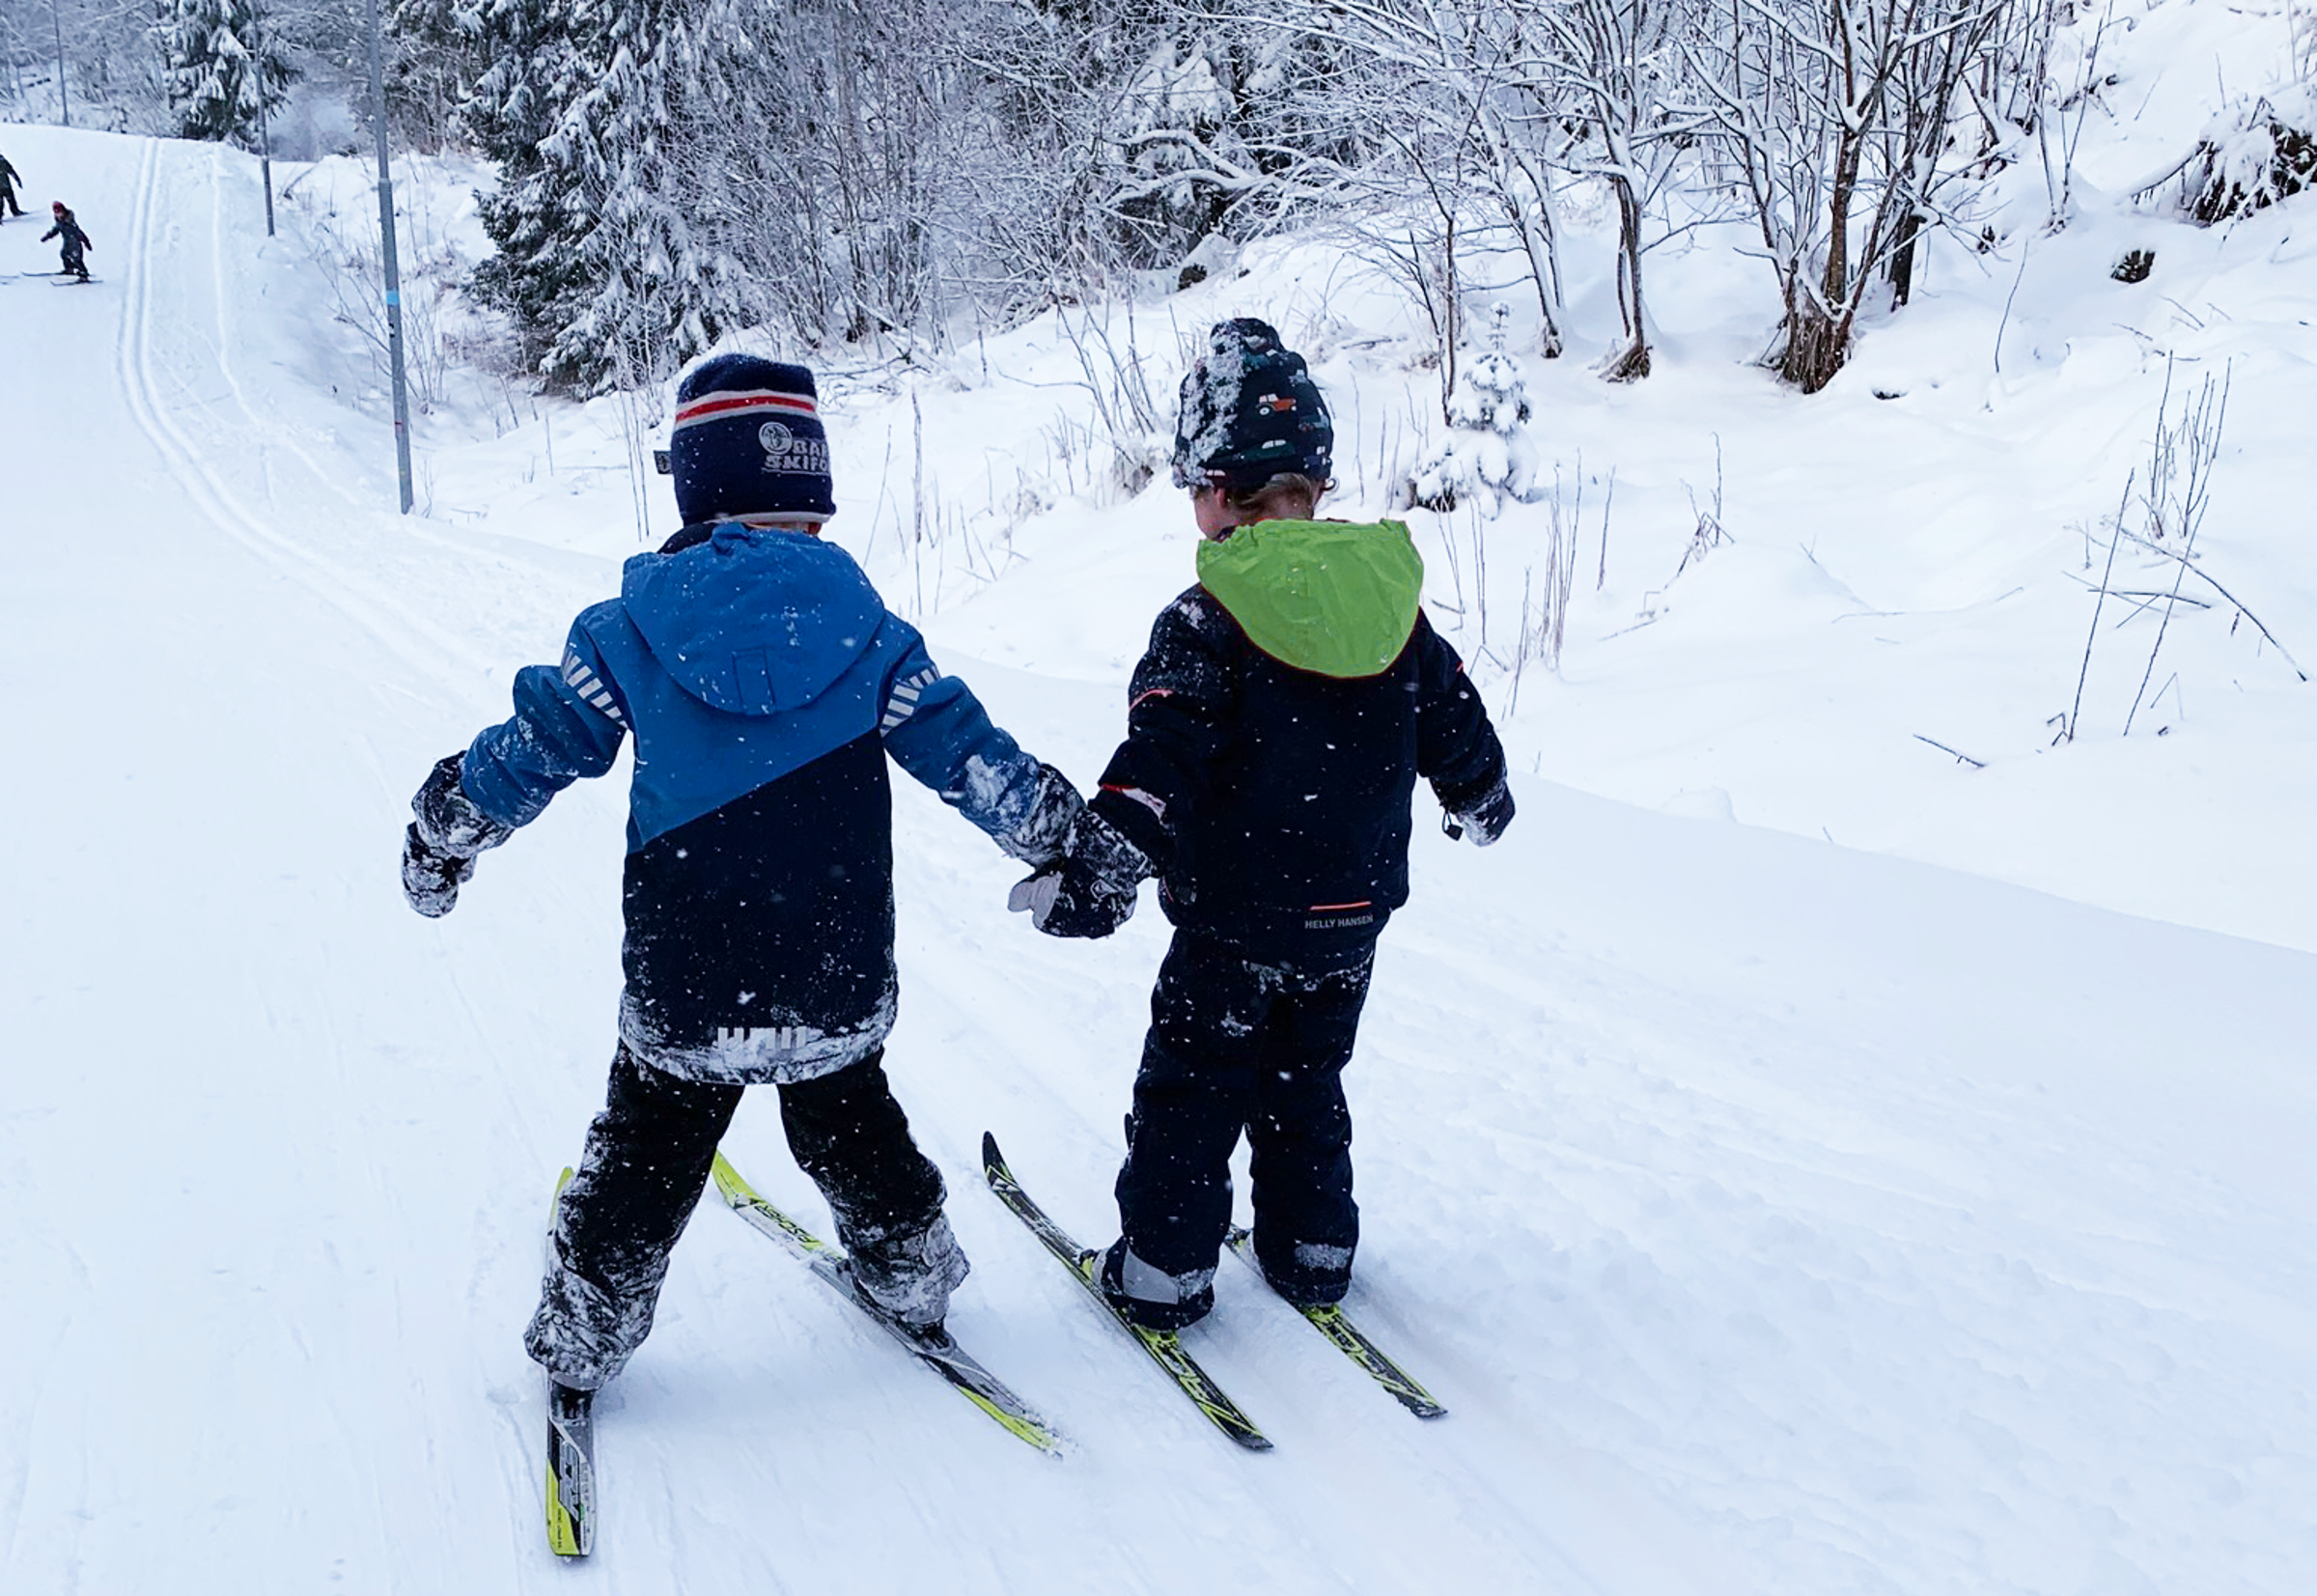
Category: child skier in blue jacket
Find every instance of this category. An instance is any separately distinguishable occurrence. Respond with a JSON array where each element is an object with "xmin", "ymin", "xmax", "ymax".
[
  {"xmin": 1012, "ymin": 319, "xmax": 1514, "ymax": 1330},
  {"xmin": 403, "ymin": 354, "xmax": 1081, "ymax": 1390}
]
